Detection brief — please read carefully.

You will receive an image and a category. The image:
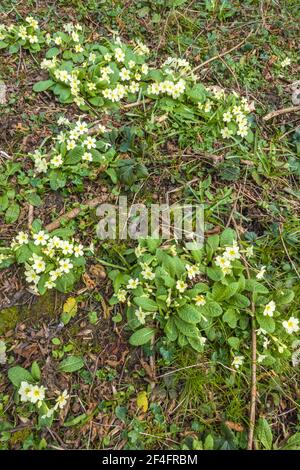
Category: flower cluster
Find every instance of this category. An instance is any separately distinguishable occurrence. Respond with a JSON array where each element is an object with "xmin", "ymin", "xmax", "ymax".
[
  {"xmin": 19, "ymin": 381, "xmax": 69, "ymax": 420},
  {"xmin": 0, "ymin": 17, "xmax": 44, "ymax": 51},
  {"xmin": 28, "ymin": 118, "xmax": 114, "ymax": 179},
  {"xmin": 6, "ymin": 228, "xmax": 86, "ymax": 294},
  {"xmin": 214, "ymin": 241, "xmax": 241, "ymax": 276}
]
